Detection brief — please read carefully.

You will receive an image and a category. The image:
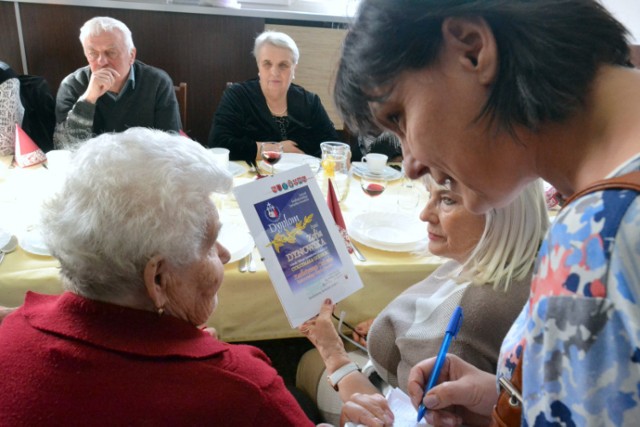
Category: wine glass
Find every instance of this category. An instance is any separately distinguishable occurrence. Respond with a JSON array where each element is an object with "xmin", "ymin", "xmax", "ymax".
[
  {"xmin": 396, "ymin": 177, "xmax": 421, "ymax": 213},
  {"xmin": 259, "ymin": 142, "xmax": 284, "ymax": 176},
  {"xmin": 360, "ymin": 171, "xmax": 388, "ymax": 209}
]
